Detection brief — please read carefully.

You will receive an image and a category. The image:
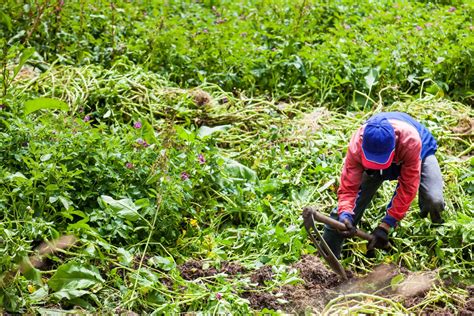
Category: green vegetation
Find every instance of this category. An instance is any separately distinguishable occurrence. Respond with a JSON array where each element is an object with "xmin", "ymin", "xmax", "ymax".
[{"xmin": 0, "ymin": 0, "xmax": 473, "ymax": 314}]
